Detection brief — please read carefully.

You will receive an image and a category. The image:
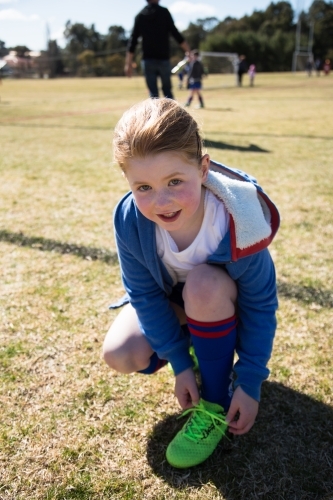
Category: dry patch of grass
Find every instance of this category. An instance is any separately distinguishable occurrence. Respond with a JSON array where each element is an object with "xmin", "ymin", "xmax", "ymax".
[{"xmin": 1, "ymin": 74, "xmax": 333, "ymax": 499}]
